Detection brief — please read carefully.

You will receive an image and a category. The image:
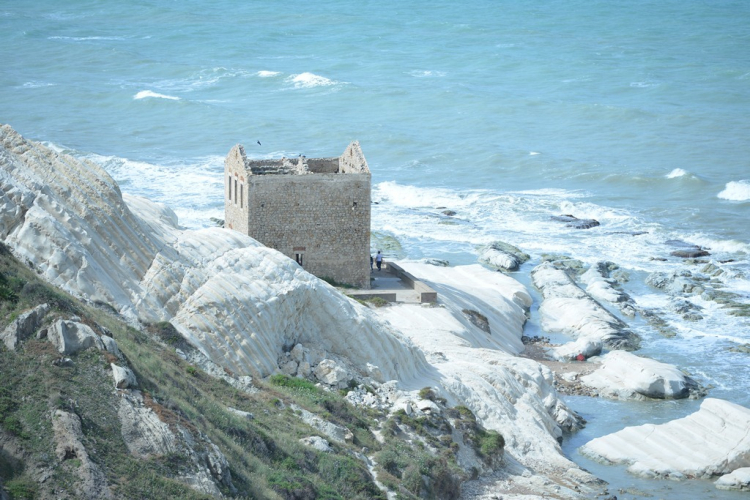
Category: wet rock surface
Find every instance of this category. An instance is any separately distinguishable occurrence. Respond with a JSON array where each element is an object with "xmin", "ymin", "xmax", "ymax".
[{"xmin": 551, "ymin": 214, "xmax": 601, "ymax": 230}]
